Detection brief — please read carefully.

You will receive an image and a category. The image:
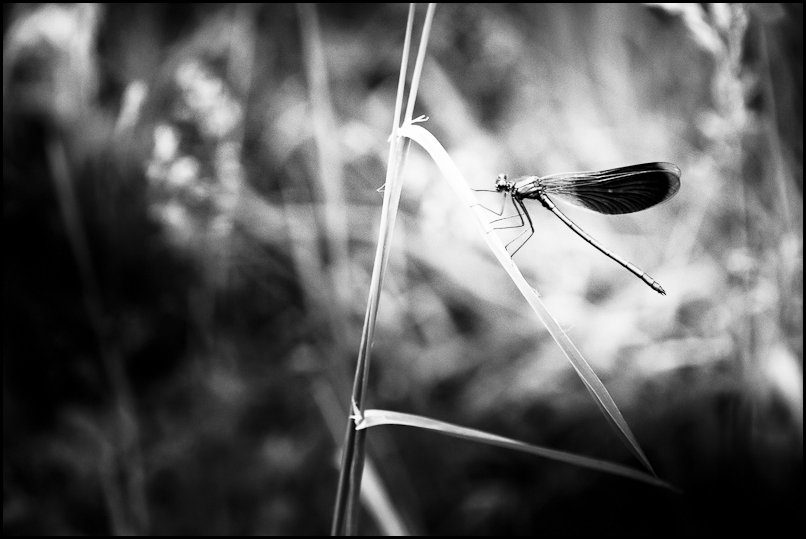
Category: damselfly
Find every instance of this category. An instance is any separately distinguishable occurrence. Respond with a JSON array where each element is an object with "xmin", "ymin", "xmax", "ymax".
[{"xmin": 479, "ymin": 162, "xmax": 681, "ymax": 295}]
